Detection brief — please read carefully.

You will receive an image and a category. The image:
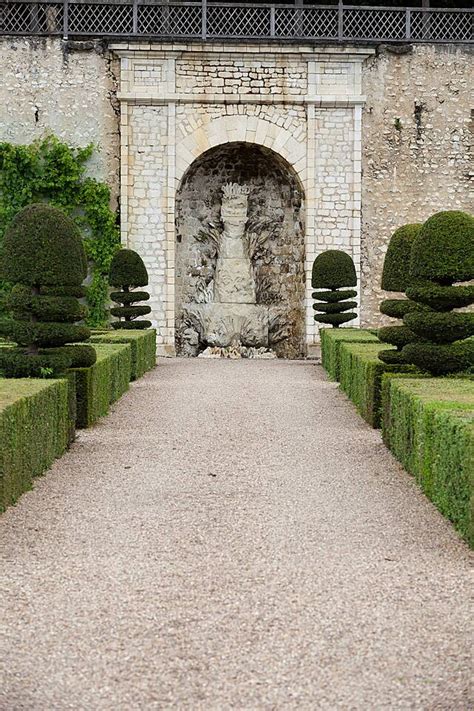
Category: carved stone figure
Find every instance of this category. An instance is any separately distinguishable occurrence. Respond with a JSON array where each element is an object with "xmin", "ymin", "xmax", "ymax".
[
  {"xmin": 214, "ymin": 183, "xmax": 256, "ymax": 304},
  {"xmin": 181, "ymin": 182, "xmax": 289, "ymax": 355}
]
